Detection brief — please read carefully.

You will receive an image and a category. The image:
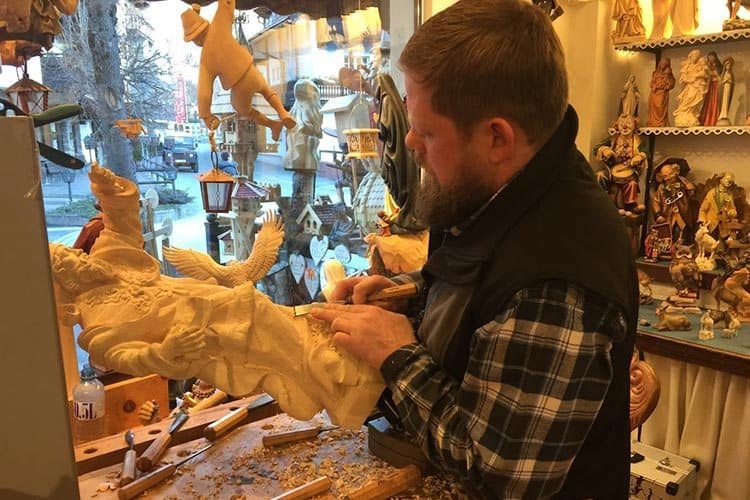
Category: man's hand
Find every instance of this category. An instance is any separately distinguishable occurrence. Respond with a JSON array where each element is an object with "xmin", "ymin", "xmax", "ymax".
[
  {"xmin": 203, "ymin": 114, "xmax": 220, "ymax": 131},
  {"xmin": 330, "ymin": 275, "xmax": 409, "ymax": 312},
  {"xmin": 160, "ymin": 328, "xmax": 206, "ymax": 362},
  {"xmin": 311, "ymin": 303, "xmax": 417, "ymax": 370}
]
